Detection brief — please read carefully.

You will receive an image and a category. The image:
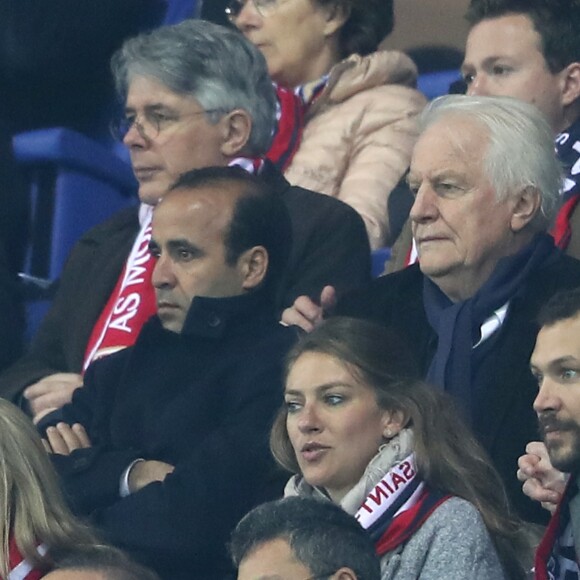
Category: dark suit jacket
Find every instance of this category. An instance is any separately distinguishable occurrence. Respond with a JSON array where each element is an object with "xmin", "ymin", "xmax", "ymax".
[
  {"xmin": 337, "ymin": 257, "xmax": 580, "ymax": 523},
  {"xmin": 0, "ymin": 165, "xmax": 370, "ymax": 401},
  {"xmin": 42, "ymin": 291, "xmax": 297, "ymax": 579}
]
